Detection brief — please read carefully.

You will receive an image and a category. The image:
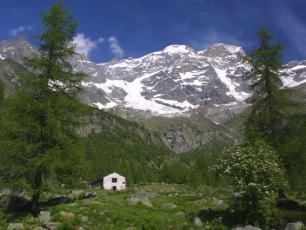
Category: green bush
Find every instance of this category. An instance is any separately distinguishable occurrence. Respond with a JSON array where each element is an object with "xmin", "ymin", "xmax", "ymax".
[{"xmin": 212, "ymin": 140, "xmax": 287, "ymax": 227}]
